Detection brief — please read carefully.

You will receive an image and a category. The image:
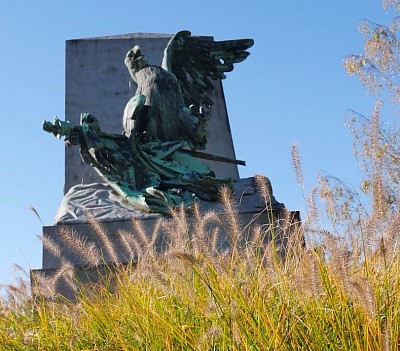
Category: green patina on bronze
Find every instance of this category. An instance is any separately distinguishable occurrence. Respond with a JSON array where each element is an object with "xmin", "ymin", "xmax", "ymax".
[{"xmin": 43, "ymin": 31, "xmax": 253, "ymax": 213}]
